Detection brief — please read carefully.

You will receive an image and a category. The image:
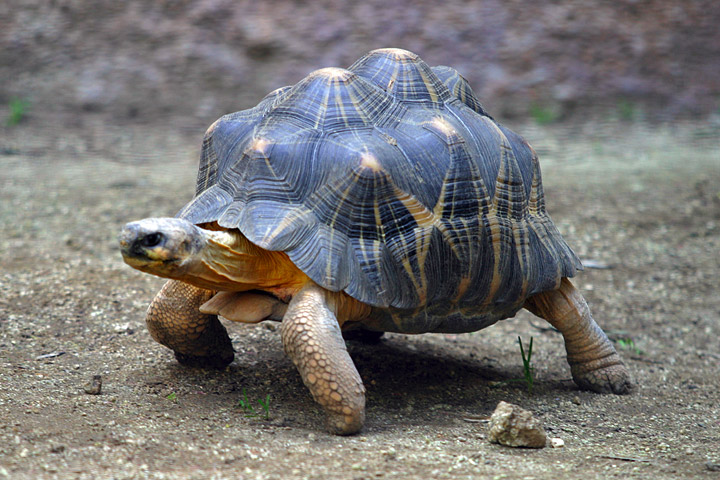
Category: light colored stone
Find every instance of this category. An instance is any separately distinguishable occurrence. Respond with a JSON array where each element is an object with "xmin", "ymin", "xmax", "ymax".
[
  {"xmin": 487, "ymin": 401, "xmax": 547, "ymax": 449},
  {"xmin": 550, "ymin": 437, "xmax": 565, "ymax": 448}
]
